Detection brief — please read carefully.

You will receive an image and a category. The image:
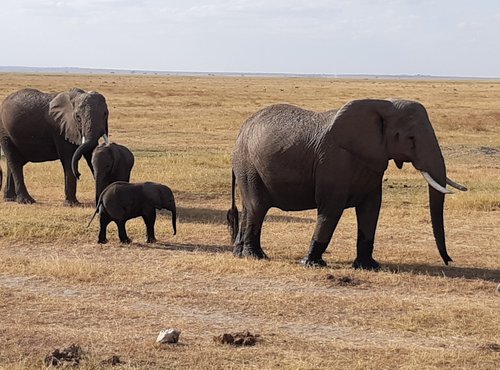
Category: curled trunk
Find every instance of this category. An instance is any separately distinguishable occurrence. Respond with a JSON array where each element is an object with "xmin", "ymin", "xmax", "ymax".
[{"xmin": 72, "ymin": 139, "xmax": 99, "ymax": 180}]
